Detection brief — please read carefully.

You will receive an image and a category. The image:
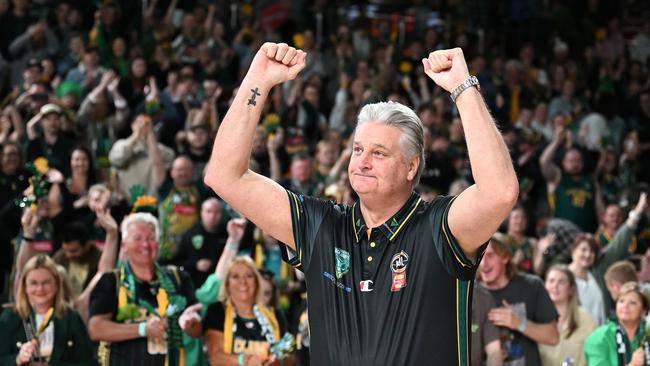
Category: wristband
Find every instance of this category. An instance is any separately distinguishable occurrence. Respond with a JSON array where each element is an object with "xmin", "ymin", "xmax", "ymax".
[
  {"xmin": 517, "ymin": 317, "xmax": 528, "ymax": 333},
  {"xmin": 238, "ymin": 353, "xmax": 245, "ymax": 366},
  {"xmin": 138, "ymin": 322, "xmax": 147, "ymax": 337},
  {"xmin": 22, "ymin": 236, "xmax": 34, "ymax": 242}
]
